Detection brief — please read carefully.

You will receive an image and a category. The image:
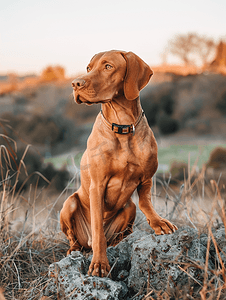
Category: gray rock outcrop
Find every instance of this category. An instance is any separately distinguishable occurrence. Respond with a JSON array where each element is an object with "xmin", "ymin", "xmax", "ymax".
[{"xmin": 42, "ymin": 226, "xmax": 226, "ymax": 299}]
